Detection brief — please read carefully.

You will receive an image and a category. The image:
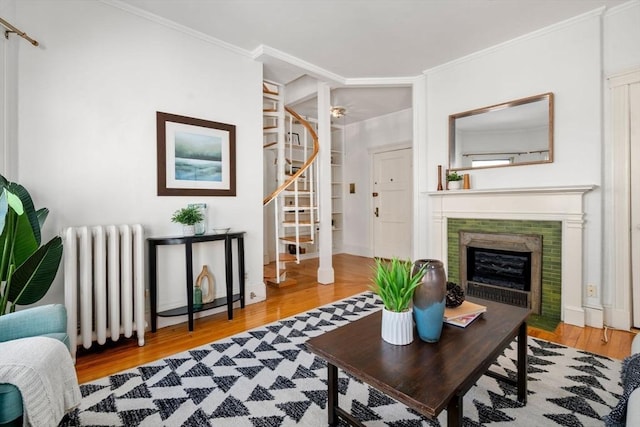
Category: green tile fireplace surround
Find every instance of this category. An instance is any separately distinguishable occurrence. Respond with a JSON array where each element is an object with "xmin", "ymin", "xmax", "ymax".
[{"xmin": 447, "ymin": 218, "xmax": 562, "ymax": 330}]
